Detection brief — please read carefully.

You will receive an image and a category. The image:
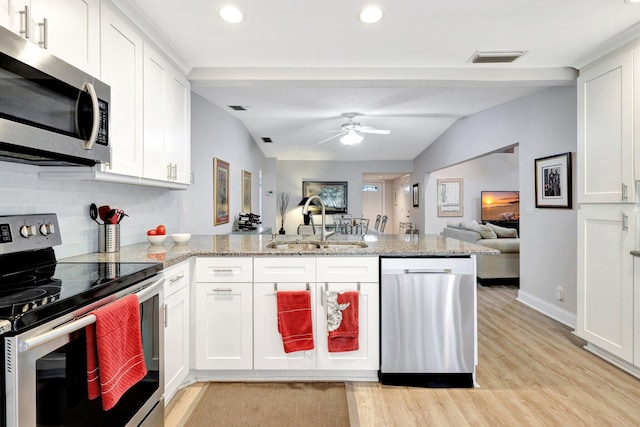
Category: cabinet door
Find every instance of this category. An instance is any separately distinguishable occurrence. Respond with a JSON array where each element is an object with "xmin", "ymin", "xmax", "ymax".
[
  {"xmin": 0, "ymin": 1, "xmax": 29, "ymax": 35},
  {"xmin": 165, "ymin": 72, "xmax": 191, "ymax": 184},
  {"xmin": 30, "ymin": 0, "xmax": 100, "ymax": 76},
  {"xmin": 577, "ymin": 207, "xmax": 635, "ymax": 362},
  {"xmin": 316, "ymin": 282, "xmax": 379, "ymax": 370},
  {"xmin": 577, "ymin": 50, "xmax": 635, "ymax": 204},
  {"xmin": 100, "ymin": 4, "xmax": 144, "ymax": 177},
  {"xmin": 194, "ymin": 282, "xmax": 253, "ymax": 370},
  {"xmin": 164, "ymin": 286, "xmax": 190, "ymax": 404},
  {"xmin": 143, "ymin": 44, "xmax": 168, "ymax": 182},
  {"xmin": 634, "ymin": 257, "xmax": 640, "ymax": 368},
  {"xmin": 253, "ymin": 282, "xmax": 317, "ymax": 370}
]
